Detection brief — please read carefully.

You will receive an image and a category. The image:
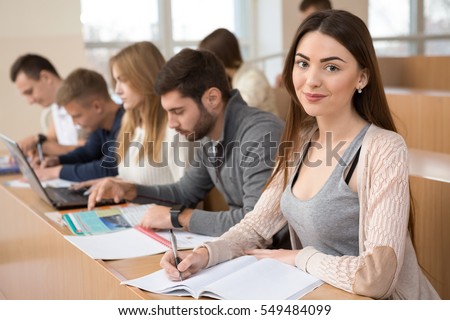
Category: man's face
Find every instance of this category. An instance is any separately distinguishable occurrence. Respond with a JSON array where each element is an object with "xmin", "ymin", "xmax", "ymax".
[
  {"xmin": 161, "ymin": 90, "xmax": 215, "ymax": 142},
  {"xmin": 64, "ymin": 99, "xmax": 102, "ymax": 133},
  {"xmin": 14, "ymin": 71, "xmax": 55, "ymax": 107}
]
